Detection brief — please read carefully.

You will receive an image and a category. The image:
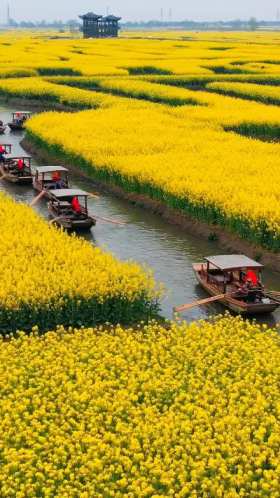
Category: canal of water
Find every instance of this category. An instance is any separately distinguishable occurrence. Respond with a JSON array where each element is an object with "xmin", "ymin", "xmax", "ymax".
[{"xmin": 1, "ymin": 105, "xmax": 279, "ymax": 325}]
